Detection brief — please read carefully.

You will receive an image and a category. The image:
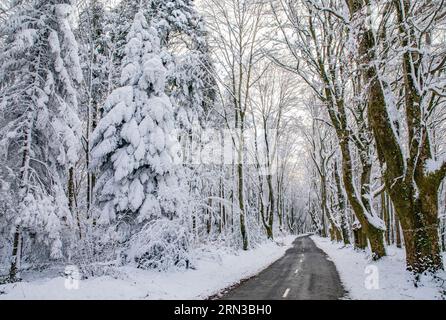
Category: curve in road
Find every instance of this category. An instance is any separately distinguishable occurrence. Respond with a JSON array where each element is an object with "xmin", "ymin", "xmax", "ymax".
[{"xmin": 221, "ymin": 236, "xmax": 346, "ymax": 300}]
